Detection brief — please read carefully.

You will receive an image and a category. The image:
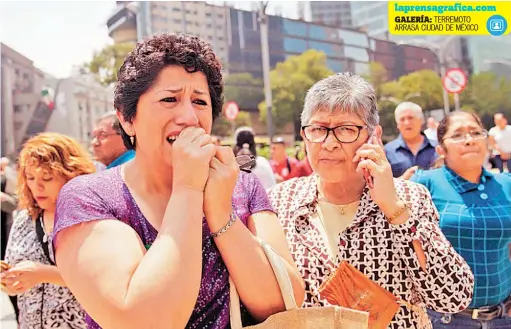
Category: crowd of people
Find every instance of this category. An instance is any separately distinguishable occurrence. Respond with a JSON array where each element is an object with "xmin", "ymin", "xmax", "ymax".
[{"xmin": 0, "ymin": 33, "xmax": 510, "ymax": 329}]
